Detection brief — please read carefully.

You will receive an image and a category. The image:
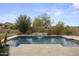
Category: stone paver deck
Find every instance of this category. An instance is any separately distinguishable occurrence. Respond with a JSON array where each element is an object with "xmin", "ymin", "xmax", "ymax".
[
  {"xmin": 9, "ymin": 44, "xmax": 79, "ymax": 56},
  {"xmin": 62, "ymin": 35, "xmax": 79, "ymax": 40}
]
